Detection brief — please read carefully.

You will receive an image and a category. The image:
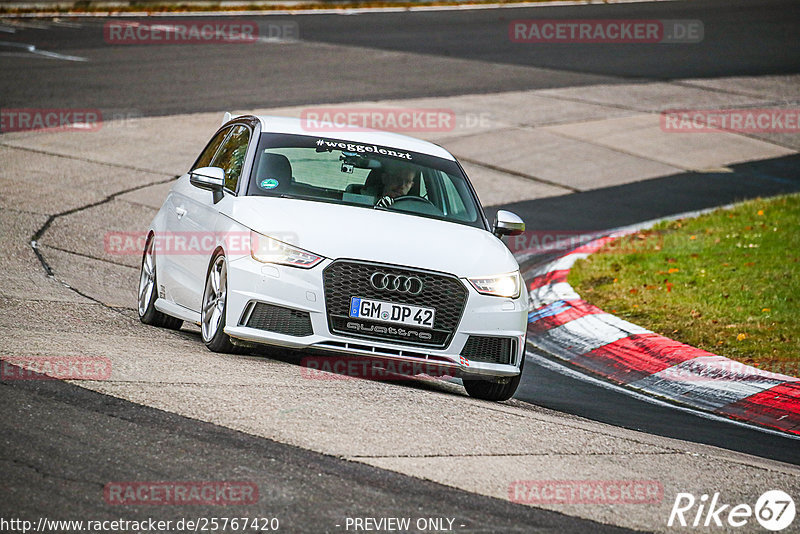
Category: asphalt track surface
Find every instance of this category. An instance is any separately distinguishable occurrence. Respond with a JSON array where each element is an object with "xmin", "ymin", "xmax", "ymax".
[
  {"xmin": 0, "ymin": 0, "xmax": 799, "ymax": 115},
  {"xmin": 0, "ymin": 362, "xmax": 634, "ymax": 533},
  {"xmin": 1, "ymin": 0, "xmax": 800, "ymax": 529}
]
